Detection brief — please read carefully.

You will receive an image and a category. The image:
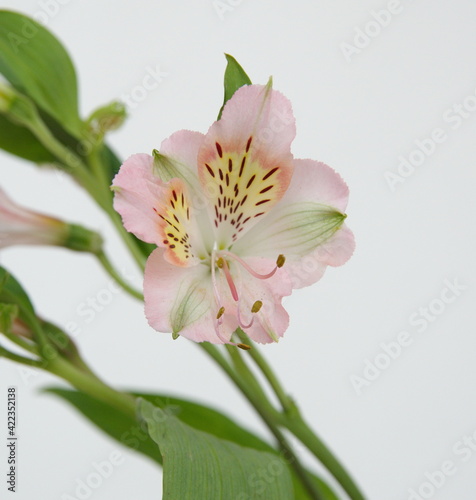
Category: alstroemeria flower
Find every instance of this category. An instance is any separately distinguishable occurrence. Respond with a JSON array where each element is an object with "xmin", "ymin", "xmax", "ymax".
[
  {"xmin": 112, "ymin": 84, "xmax": 354, "ymax": 344},
  {"xmin": 0, "ymin": 188, "xmax": 102, "ymax": 253}
]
